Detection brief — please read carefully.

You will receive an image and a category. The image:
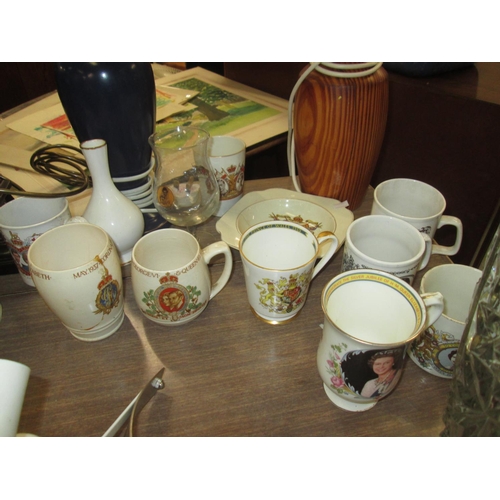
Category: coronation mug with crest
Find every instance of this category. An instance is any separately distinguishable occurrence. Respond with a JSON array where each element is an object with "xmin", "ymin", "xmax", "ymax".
[
  {"xmin": 239, "ymin": 221, "xmax": 338, "ymax": 325},
  {"xmin": 28, "ymin": 222, "xmax": 124, "ymax": 342},
  {"xmin": 131, "ymin": 228, "xmax": 232, "ymax": 326}
]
